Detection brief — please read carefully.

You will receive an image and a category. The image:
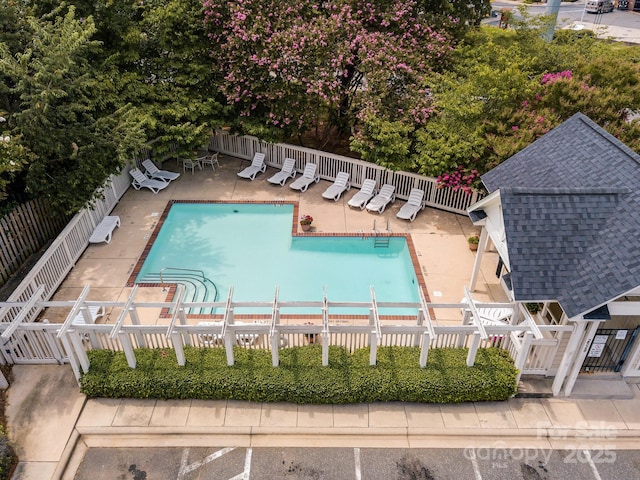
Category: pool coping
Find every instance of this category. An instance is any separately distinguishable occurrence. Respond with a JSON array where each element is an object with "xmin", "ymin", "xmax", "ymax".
[{"xmin": 127, "ymin": 200, "xmax": 431, "ymax": 321}]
